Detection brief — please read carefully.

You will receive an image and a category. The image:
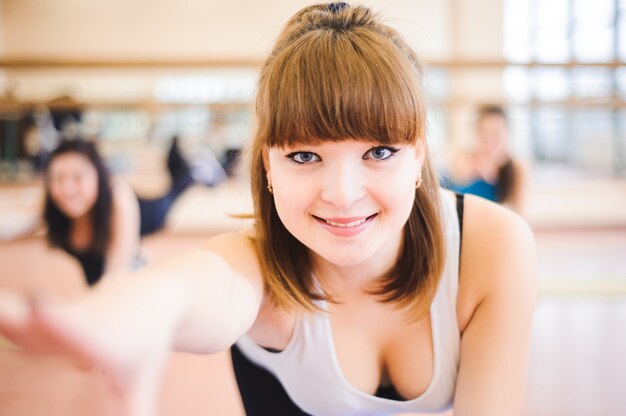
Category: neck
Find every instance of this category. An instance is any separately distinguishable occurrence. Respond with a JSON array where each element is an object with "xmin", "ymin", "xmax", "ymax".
[
  {"xmin": 310, "ymin": 232, "xmax": 404, "ymax": 301},
  {"xmin": 73, "ymin": 211, "xmax": 93, "ymax": 229},
  {"xmin": 70, "ymin": 212, "xmax": 94, "ymax": 251}
]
